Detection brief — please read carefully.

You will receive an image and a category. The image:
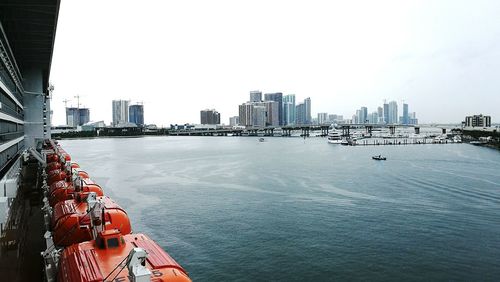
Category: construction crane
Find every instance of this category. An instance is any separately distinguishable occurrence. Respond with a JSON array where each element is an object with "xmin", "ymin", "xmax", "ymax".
[
  {"xmin": 74, "ymin": 95, "xmax": 81, "ymax": 109},
  {"xmin": 62, "ymin": 98, "xmax": 71, "ymax": 109}
]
